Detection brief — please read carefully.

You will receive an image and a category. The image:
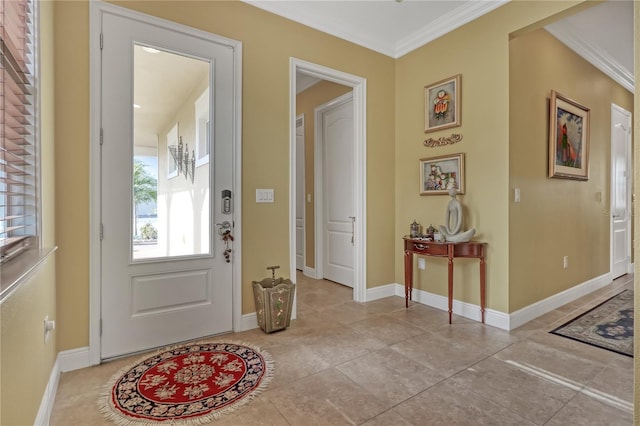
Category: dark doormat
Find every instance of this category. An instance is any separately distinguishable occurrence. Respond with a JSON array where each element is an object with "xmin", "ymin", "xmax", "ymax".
[{"xmin": 550, "ymin": 289, "xmax": 633, "ymax": 357}]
